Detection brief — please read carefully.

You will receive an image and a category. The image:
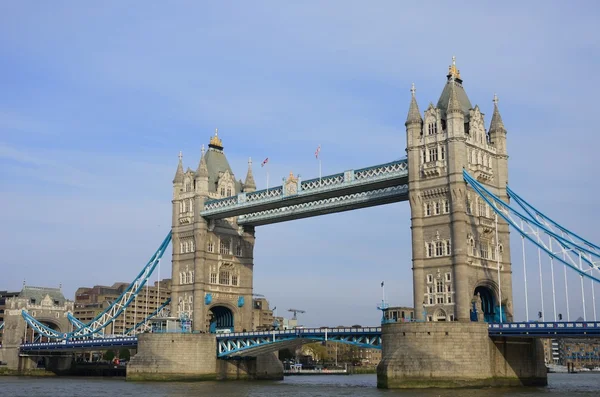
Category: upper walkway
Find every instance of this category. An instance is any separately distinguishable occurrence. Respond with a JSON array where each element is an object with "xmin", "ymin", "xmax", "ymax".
[{"xmin": 200, "ymin": 160, "xmax": 408, "ymax": 225}]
